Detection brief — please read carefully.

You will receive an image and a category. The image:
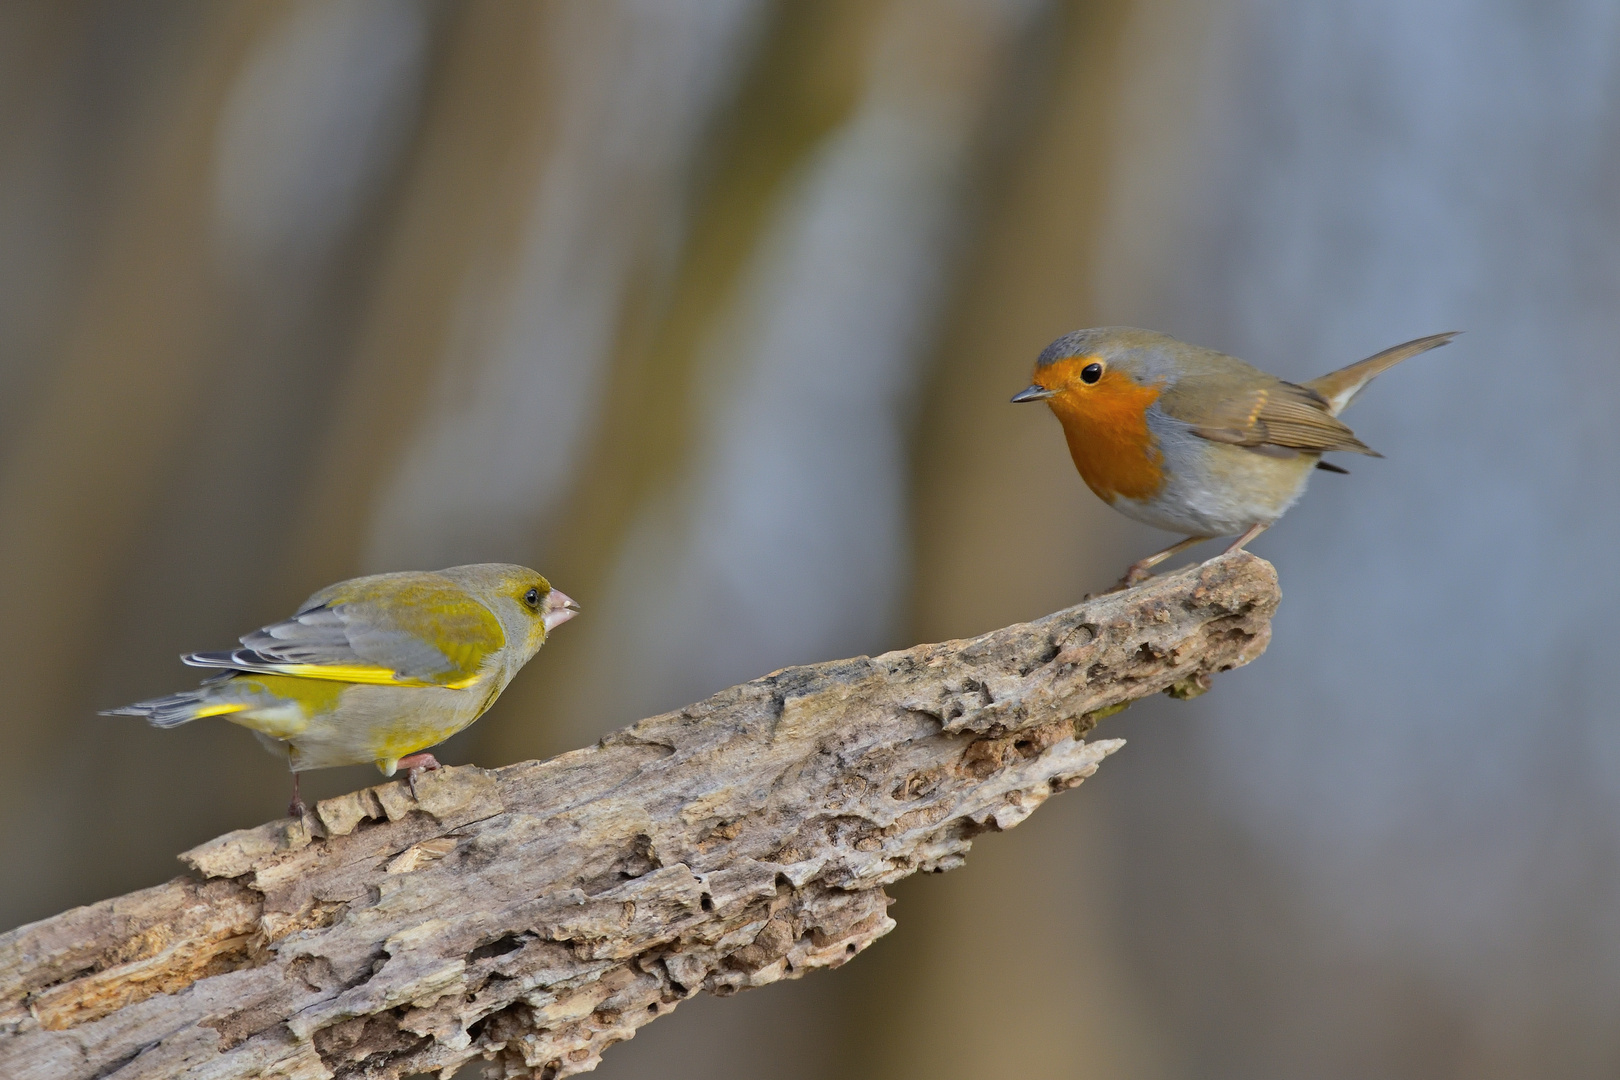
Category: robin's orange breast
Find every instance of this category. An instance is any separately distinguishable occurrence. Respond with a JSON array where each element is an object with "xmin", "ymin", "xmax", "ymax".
[{"xmin": 1045, "ymin": 367, "xmax": 1167, "ymax": 503}]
